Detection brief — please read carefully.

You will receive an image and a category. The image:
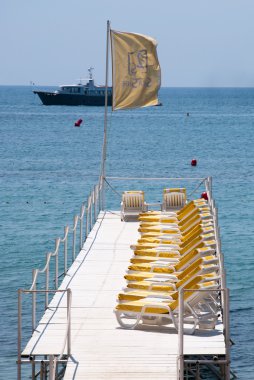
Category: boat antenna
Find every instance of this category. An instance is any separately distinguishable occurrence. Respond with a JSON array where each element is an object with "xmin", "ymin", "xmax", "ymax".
[
  {"xmin": 88, "ymin": 67, "xmax": 94, "ymax": 80},
  {"xmin": 100, "ymin": 20, "xmax": 110, "ymax": 210}
]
